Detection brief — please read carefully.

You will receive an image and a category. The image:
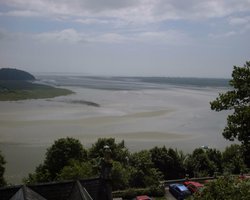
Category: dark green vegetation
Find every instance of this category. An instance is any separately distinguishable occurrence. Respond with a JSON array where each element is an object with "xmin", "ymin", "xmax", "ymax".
[
  {"xmin": 0, "ymin": 80, "xmax": 73, "ymax": 101},
  {"xmin": 24, "ymin": 138, "xmax": 165, "ymax": 196},
  {"xmin": 211, "ymin": 61, "xmax": 250, "ymax": 167},
  {"xmin": 0, "ymin": 137, "xmax": 248, "ymax": 198},
  {"xmin": 0, "ymin": 68, "xmax": 35, "ymax": 80},
  {"xmin": 0, "ymin": 68, "xmax": 73, "ymax": 100},
  {"xmin": 0, "ymin": 151, "xmax": 6, "ymax": 187},
  {"xmin": 192, "ymin": 176, "xmax": 250, "ymax": 200},
  {"xmin": 21, "ymin": 138, "xmax": 248, "ymax": 196}
]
